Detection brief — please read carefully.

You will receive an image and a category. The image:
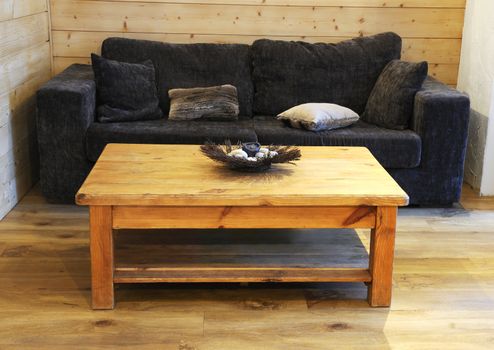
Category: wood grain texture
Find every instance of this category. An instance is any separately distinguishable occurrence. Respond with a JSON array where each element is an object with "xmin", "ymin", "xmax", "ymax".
[
  {"xmin": 428, "ymin": 63, "xmax": 459, "ymax": 85},
  {"xmin": 13, "ymin": 0, "xmax": 47, "ymax": 18},
  {"xmin": 0, "ymin": 42, "xmax": 51, "ymax": 95},
  {"xmin": 50, "ymin": 1, "xmax": 465, "ymax": 38},
  {"xmin": 2, "ymin": 187, "xmax": 494, "ymax": 347},
  {"xmin": 367, "ymin": 206, "xmax": 397, "ymax": 307},
  {"xmin": 112, "ymin": 206, "xmax": 377, "ymax": 229},
  {"xmin": 52, "ymin": 56, "xmax": 89, "ymax": 74},
  {"xmin": 102, "ymin": 202, "xmax": 377, "ymax": 304},
  {"xmin": 114, "ymin": 268, "xmax": 372, "ymax": 283},
  {"xmin": 2, "ymin": 186, "xmax": 494, "ymax": 348},
  {"xmin": 89, "ymin": 206, "xmax": 114, "ymax": 309},
  {"xmin": 76, "ymin": 144, "xmax": 409, "ymax": 207},
  {"xmin": 48, "ymin": 0, "xmax": 466, "ymax": 84},
  {"xmin": 0, "ymin": 139, "xmax": 38, "ymax": 218},
  {"xmin": 90, "ymin": 0, "xmax": 466, "ymax": 7},
  {"xmin": 0, "ymin": 1, "xmax": 14, "ymax": 22},
  {"xmin": 80, "ymin": 145, "xmax": 402, "ymax": 307},
  {"xmin": 0, "ymin": 12, "xmax": 49, "ymax": 58},
  {"xmin": 0, "ymin": 0, "xmax": 51, "ymax": 220},
  {"xmin": 461, "ymin": 185, "xmax": 494, "ymax": 210},
  {"xmin": 113, "ymin": 227, "xmax": 369, "ymax": 269},
  {"xmin": 0, "ymin": 67, "xmax": 50, "ymax": 127}
]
